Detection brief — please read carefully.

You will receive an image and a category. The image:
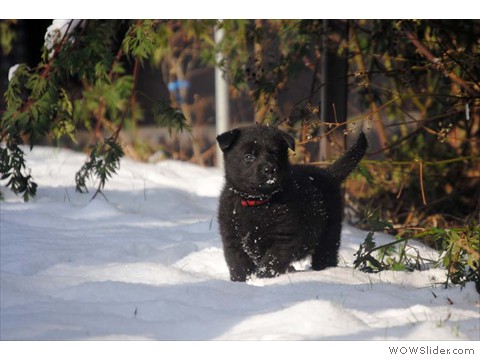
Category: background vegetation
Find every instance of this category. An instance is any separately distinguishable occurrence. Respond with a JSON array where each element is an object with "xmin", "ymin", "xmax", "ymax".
[{"xmin": 1, "ymin": 19, "xmax": 479, "ymax": 289}]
